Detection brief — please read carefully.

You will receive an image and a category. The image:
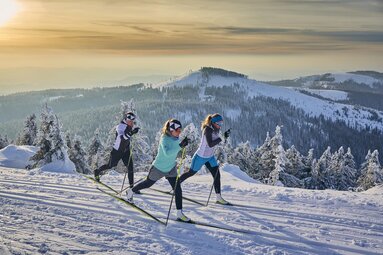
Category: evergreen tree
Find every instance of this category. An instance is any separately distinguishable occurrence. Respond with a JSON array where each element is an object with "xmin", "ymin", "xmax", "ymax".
[
  {"xmin": 256, "ymin": 132, "xmax": 273, "ymax": 181},
  {"xmin": 302, "ymin": 148, "xmax": 315, "ymax": 179},
  {"xmin": 336, "ymin": 147, "xmax": 357, "ymax": 190},
  {"xmin": 357, "ymin": 150, "xmax": 383, "ymax": 190},
  {"xmin": 65, "ymin": 133, "xmax": 72, "ymax": 149},
  {"xmin": 30, "ymin": 105, "xmax": 67, "ymax": 168},
  {"xmin": 285, "ymin": 145, "xmax": 305, "ymax": 178},
  {"xmin": 68, "ymin": 136, "xmax": 91, "ymax": 174},
  {"xmin": 16, "ymin": 114, "xmax": 37, "ymax": 146},
  {"xmin": 216, "ymin": 136, "xmax": 233, "ymax": 165},
  {"xmin": 0, "ymin": 134, "xmax": 9, "ymax": 149},
  {"xmin": 228, "ymin": 141, "xmax": 255, "ymax": 177},
  {"xmin": 269, "ymin": 144, "xmax": 287, "ymax": 186},
  {"xmin": 312, "ymin": 147, "xmax": 332, "ymax": 189},
  {"xmin": 87, "ymin": 130, "xmax": 106, "ymax": 171}
]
